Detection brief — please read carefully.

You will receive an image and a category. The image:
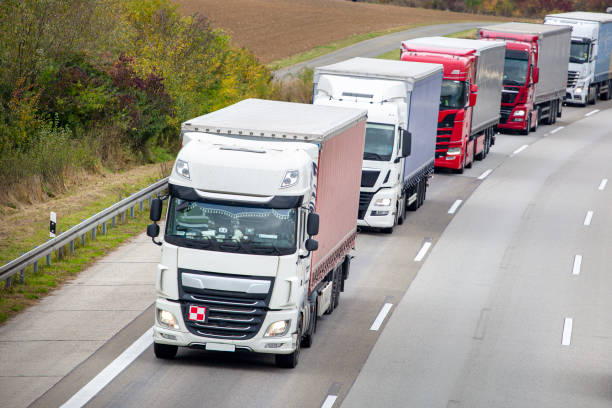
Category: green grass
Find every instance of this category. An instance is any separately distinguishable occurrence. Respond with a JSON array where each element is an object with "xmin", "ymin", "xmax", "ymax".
[
  {"xmin": 376, "ymin": 28, "xmax": 479, "ymax": 60},
  {"xmin": 268, "ymin": 24, "xmax": 432, "ymax": 70},
  {"xmin": 0, "ymin": 206, "xmax": 154, "ymax": 324}
]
